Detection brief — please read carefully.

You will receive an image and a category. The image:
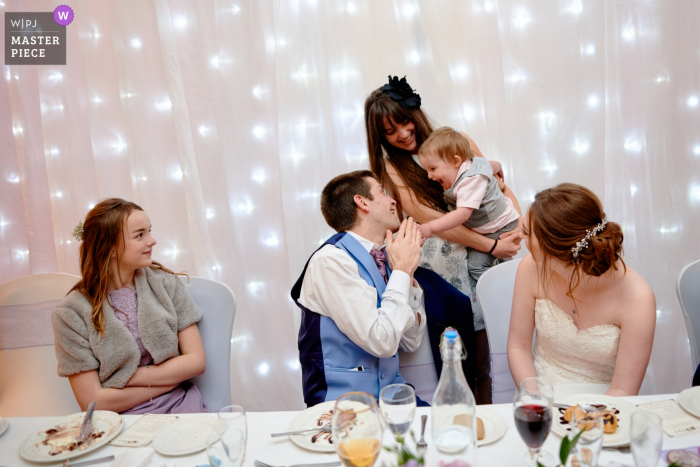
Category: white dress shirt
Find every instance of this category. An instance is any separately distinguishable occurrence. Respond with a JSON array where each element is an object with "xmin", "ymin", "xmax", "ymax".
[{"xmin": 298, "ymin": 231, "xmax": 426, "ymax": 359}]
